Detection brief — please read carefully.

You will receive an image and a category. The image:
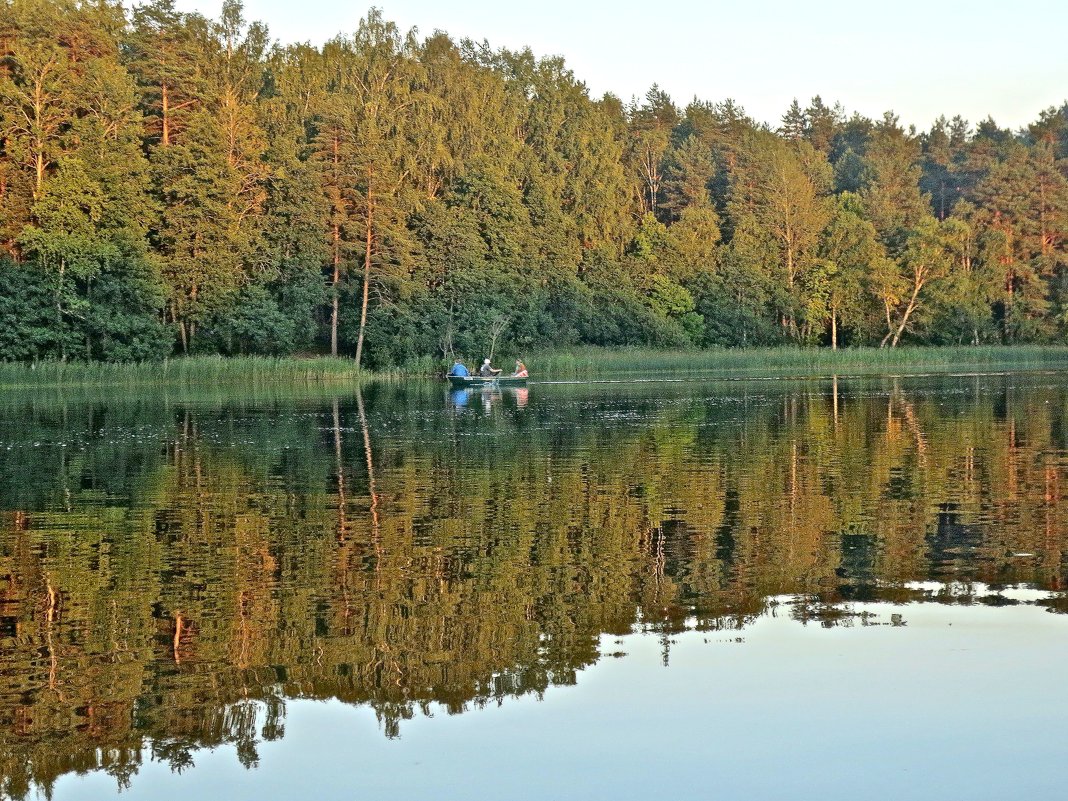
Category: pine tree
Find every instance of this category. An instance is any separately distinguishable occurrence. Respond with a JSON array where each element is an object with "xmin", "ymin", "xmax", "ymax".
[
  {"xmin": 969, "ymin": 142, "xmax": 1068, "ymax": 341},
  {"xmin": 125, "ymin": 0, "xmax": 207, "ymax": 147}
]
